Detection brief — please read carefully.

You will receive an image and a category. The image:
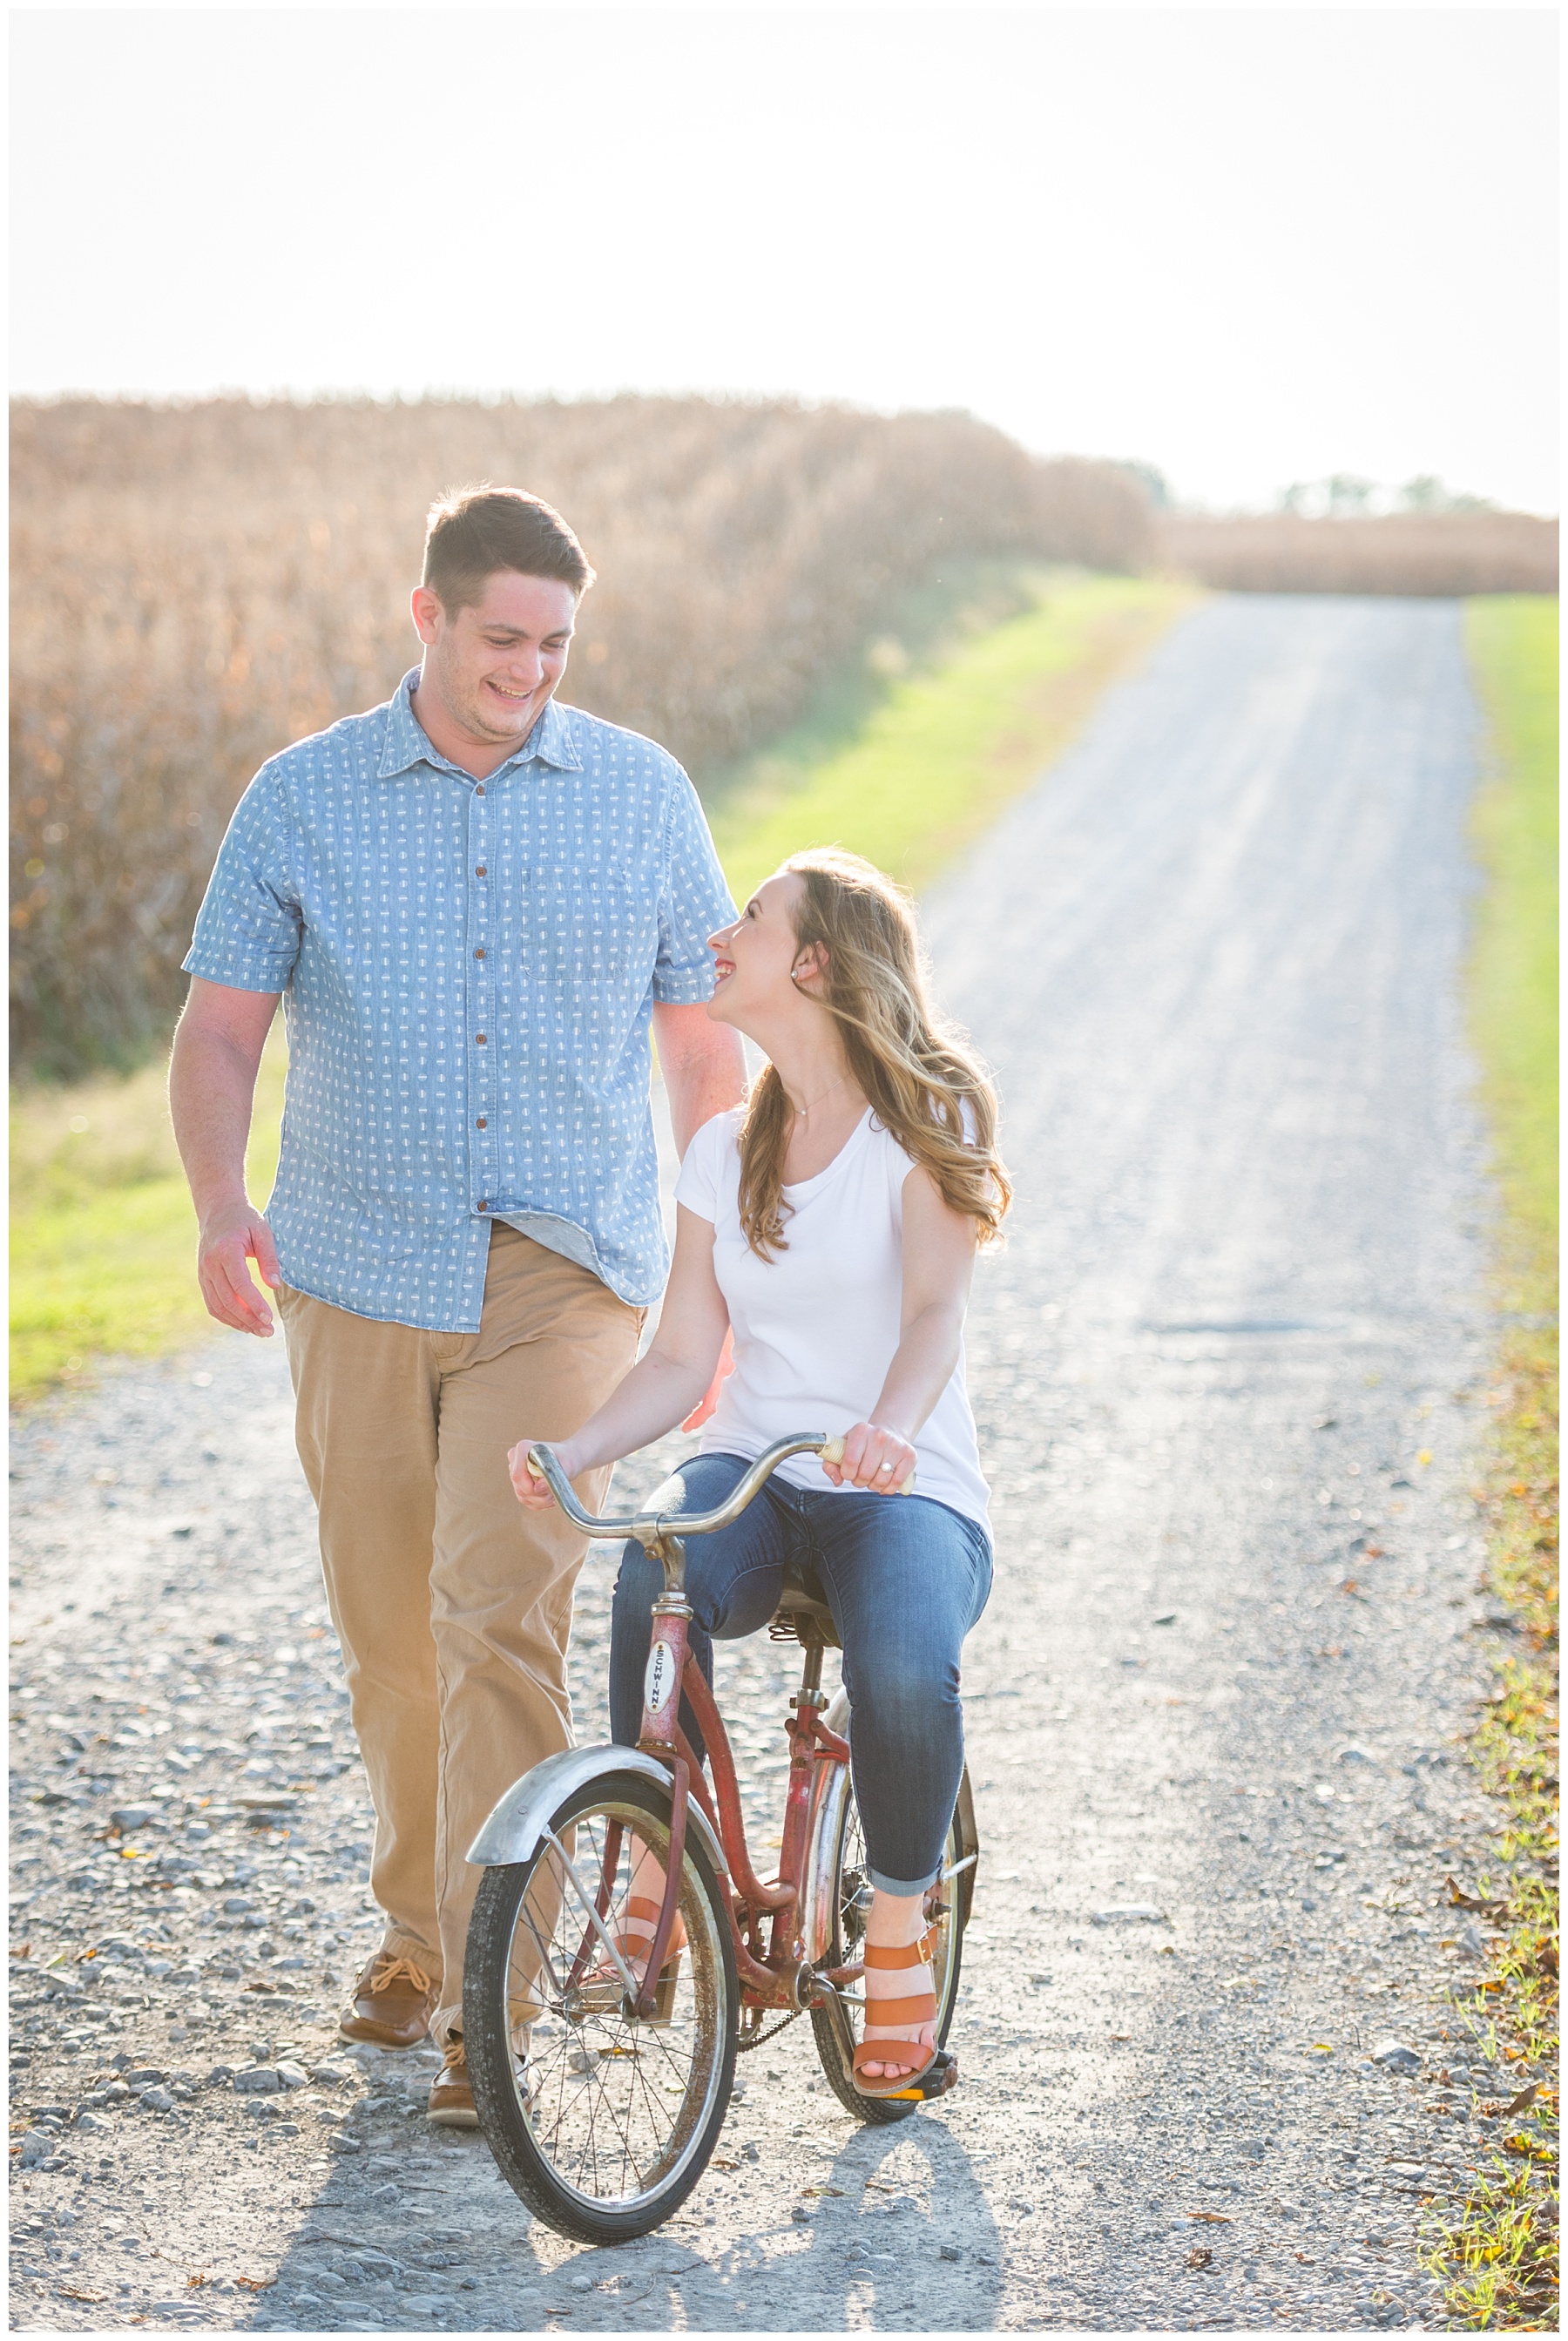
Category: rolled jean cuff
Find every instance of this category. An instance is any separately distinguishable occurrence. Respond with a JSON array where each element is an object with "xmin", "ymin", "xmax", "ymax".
[{"xmin": 866, "ymin": 1864, "xmax": 942, "ymax": 1898}]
